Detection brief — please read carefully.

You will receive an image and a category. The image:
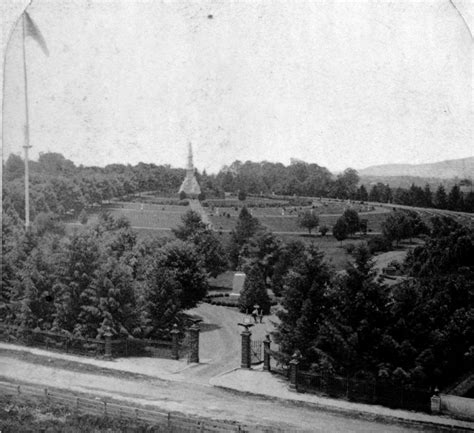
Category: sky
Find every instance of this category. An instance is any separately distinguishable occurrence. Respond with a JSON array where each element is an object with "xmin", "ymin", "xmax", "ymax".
[{"xmin": 1, "ymin": 0, "xmax": 473, "ymax": 174}]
